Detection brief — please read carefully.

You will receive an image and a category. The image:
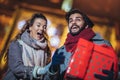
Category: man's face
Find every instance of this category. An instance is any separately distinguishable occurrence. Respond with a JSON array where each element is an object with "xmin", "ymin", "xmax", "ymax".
[
  {"xmin": 68, "ymin": 13, "xmax": 85, "ymax": 35},
  {"xmin": 29, "ymin": 18, "xmax": 47, "ymax": 40}
]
